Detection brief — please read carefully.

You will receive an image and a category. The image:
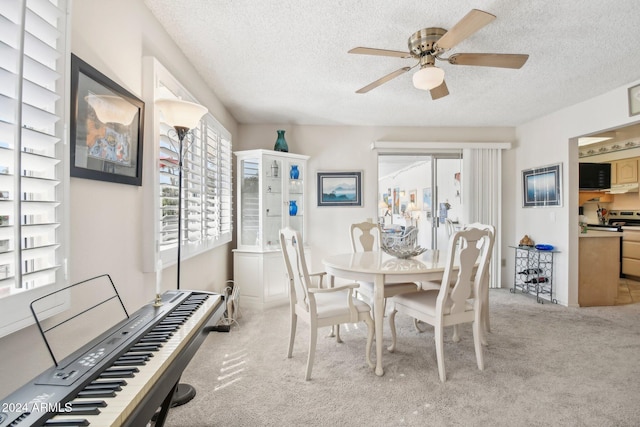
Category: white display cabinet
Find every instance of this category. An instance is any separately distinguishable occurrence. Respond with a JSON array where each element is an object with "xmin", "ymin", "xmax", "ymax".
[{"xmin": 233, "ymin": 149, "xmax": 309, "ymax": 310}]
